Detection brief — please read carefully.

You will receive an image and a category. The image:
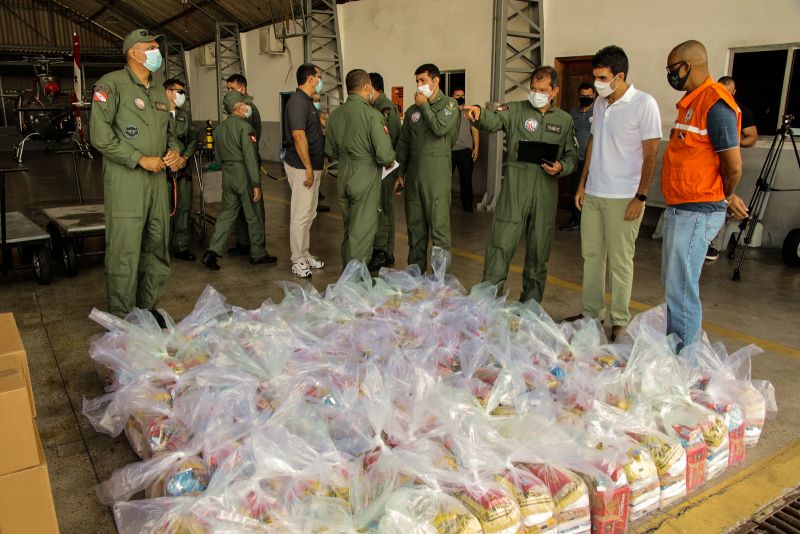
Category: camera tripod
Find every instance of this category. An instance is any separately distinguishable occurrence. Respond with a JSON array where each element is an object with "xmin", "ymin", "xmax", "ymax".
[{"xmin": 728, "ymin": 114, "xmax": 800, "ymax": 281}]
